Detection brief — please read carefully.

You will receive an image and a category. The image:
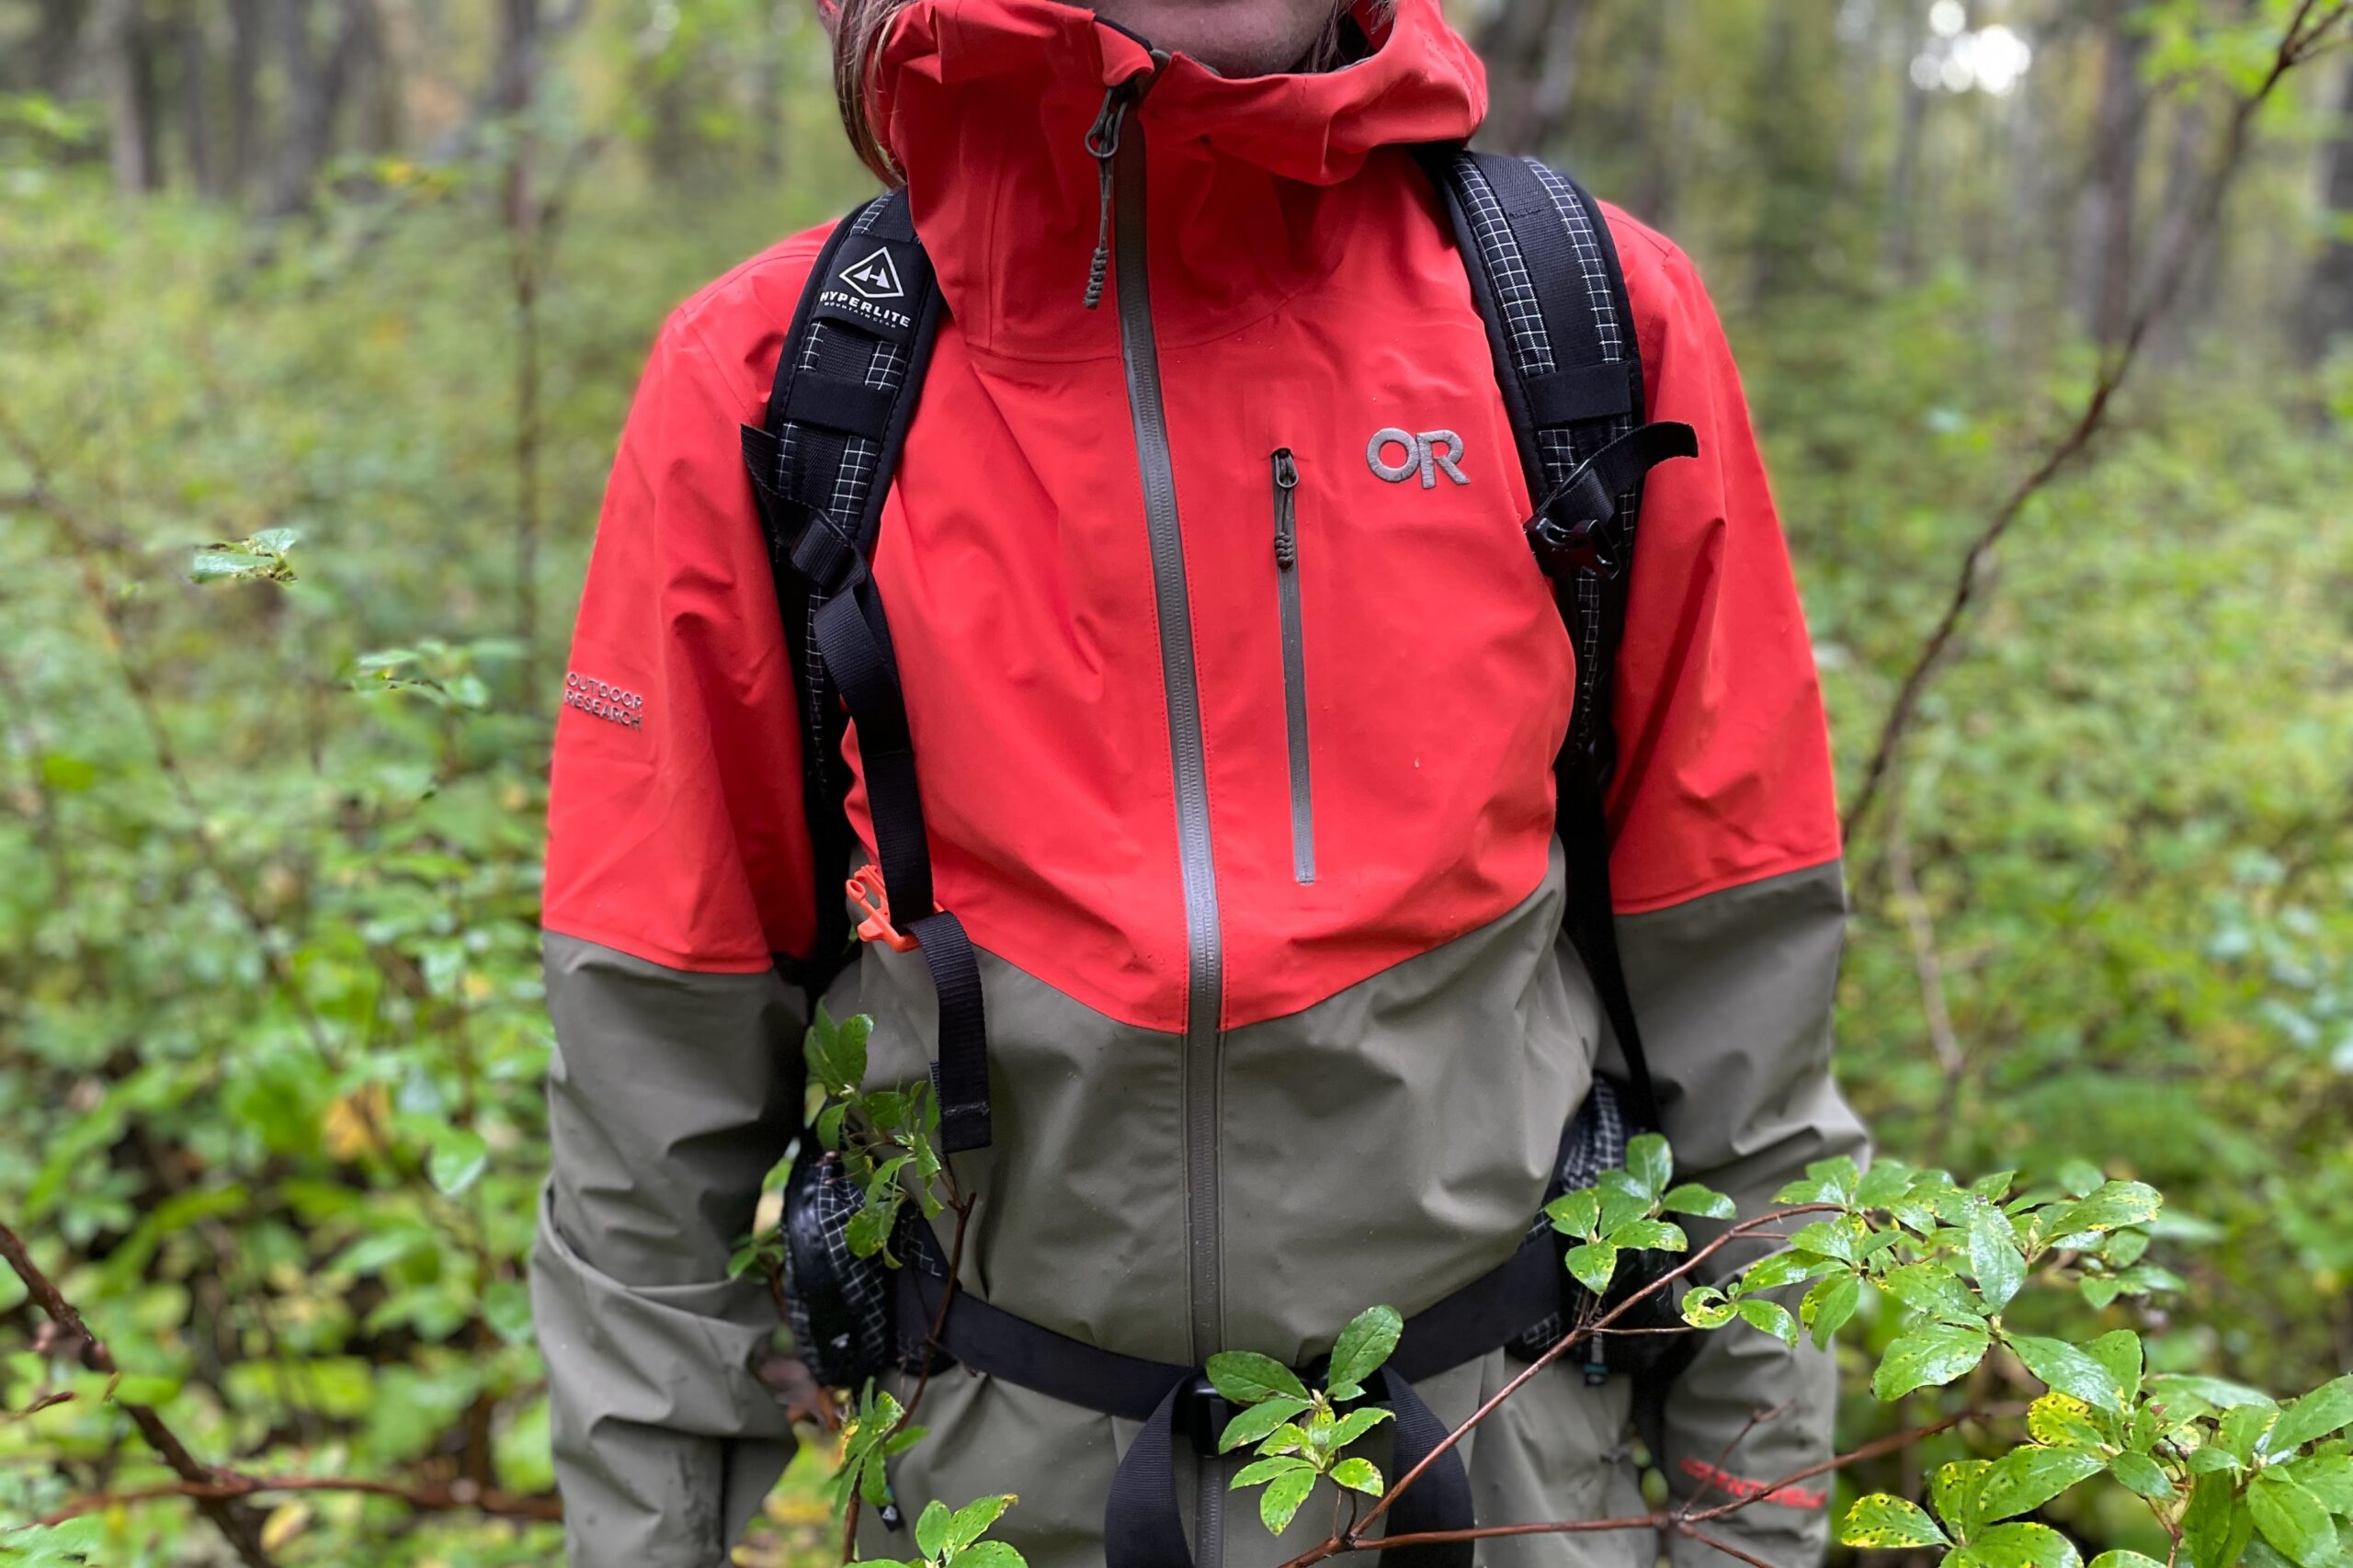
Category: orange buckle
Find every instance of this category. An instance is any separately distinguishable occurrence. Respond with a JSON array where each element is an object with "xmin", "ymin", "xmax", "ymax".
[{"xmin": 847, "ymin": 864, "xmax": 921, "ymax": 953}]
